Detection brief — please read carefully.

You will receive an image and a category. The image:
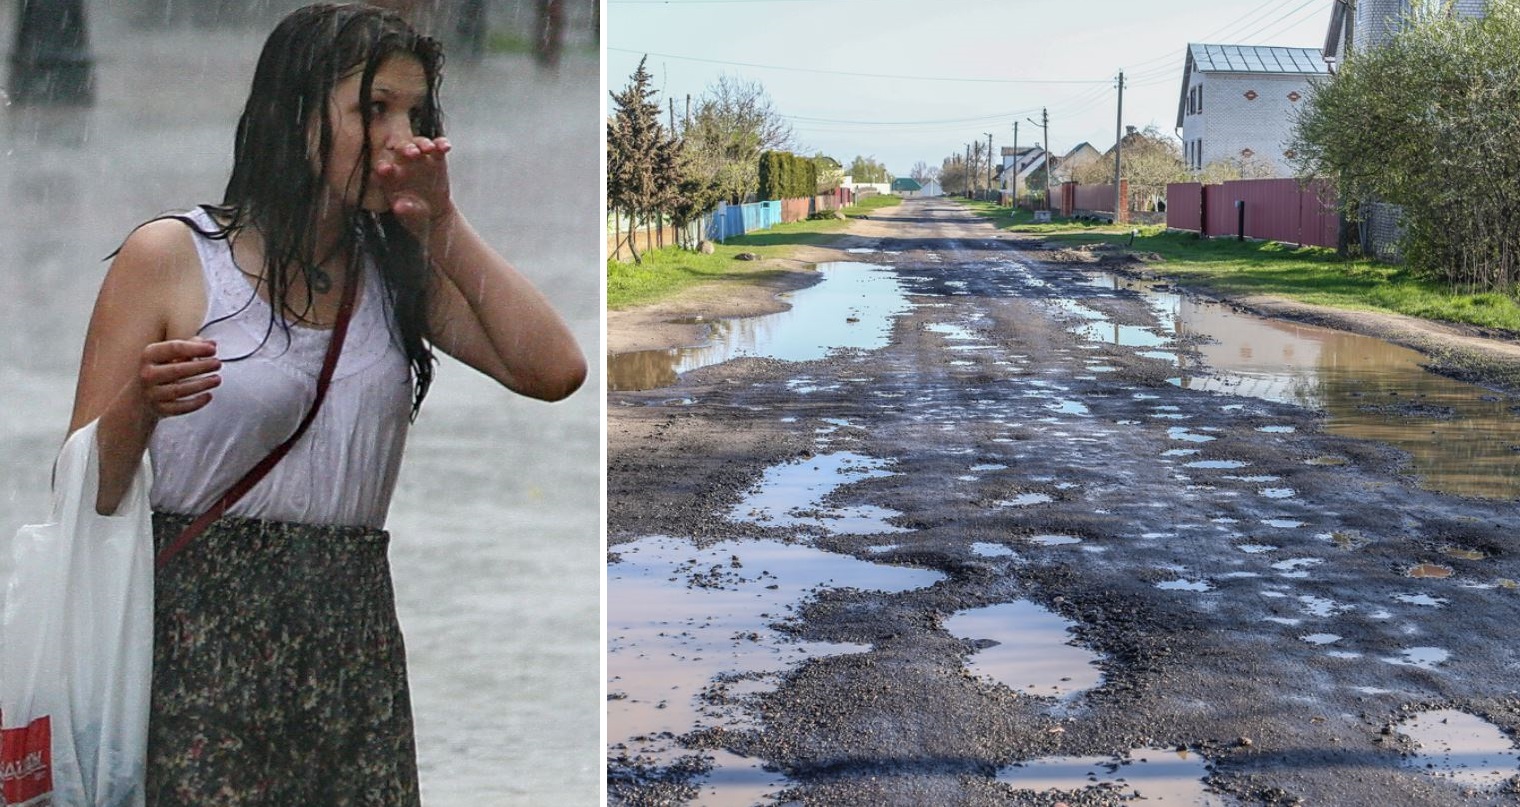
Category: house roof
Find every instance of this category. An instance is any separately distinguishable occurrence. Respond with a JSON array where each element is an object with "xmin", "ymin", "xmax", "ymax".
[
  {"xmin": 891, "ymin": 177, "xmax": 922, "ymax": 192},
  {"xmin": 1177, "ymin": 43, "xmax": 1327, "ymax": 127},
  {"xmin": 1187, "ymin": 43, "xmax": 1328, "ymax": 74}
]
